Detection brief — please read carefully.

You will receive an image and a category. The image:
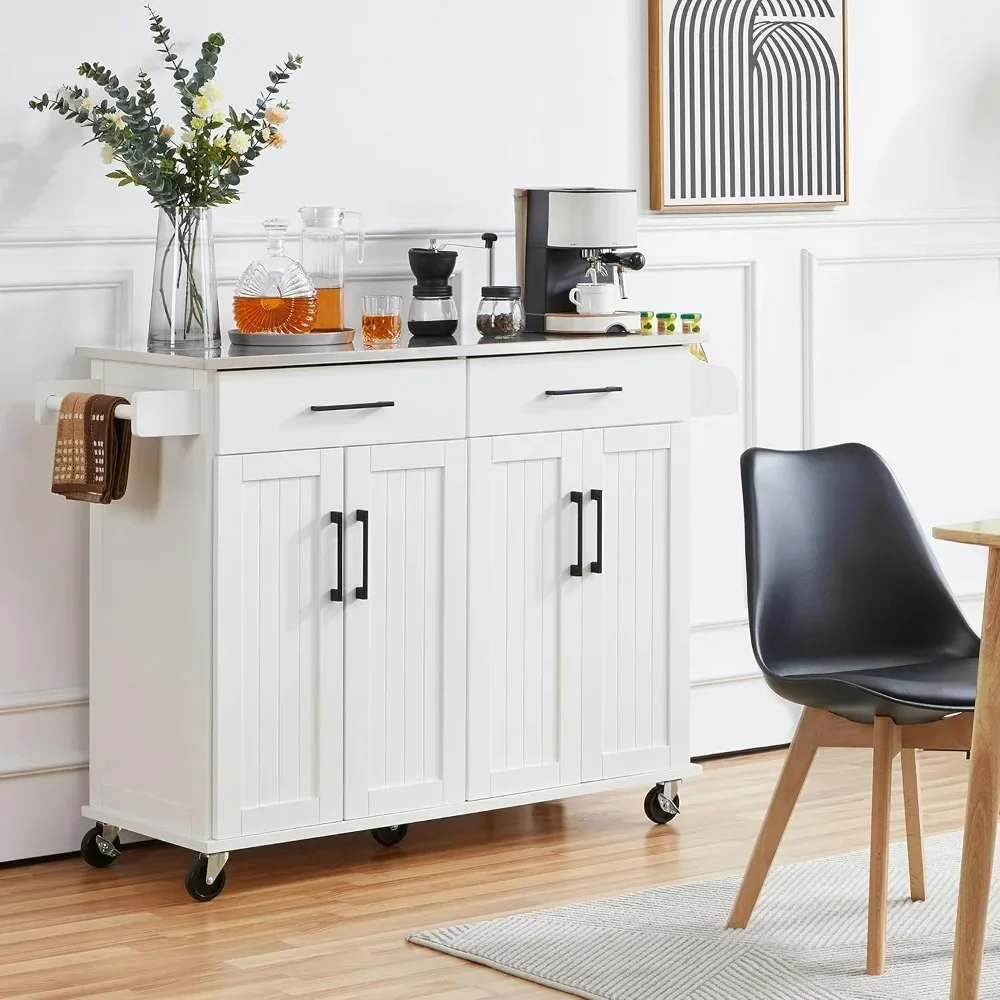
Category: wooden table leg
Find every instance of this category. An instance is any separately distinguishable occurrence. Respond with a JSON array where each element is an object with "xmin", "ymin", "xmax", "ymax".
[{"xmin": 951, "ymin": 546, "xmax": 1000, "ymax": 1000}]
